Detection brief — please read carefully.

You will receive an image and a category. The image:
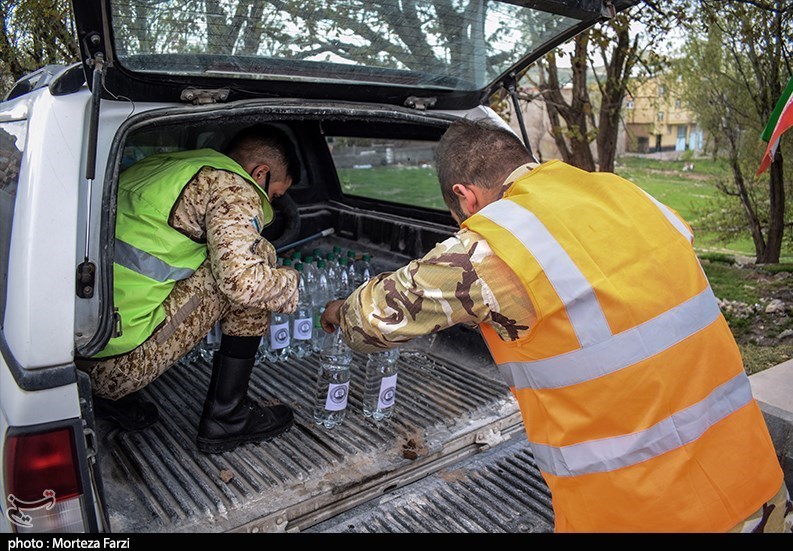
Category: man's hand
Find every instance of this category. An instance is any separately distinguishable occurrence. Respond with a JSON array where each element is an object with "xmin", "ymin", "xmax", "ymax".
[{"xmin": 320, "ymin": 300, "xmax": 345, "ymax": 333}]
